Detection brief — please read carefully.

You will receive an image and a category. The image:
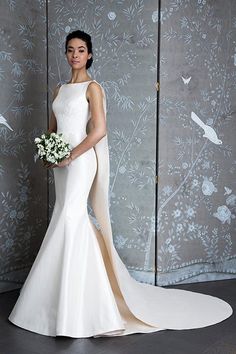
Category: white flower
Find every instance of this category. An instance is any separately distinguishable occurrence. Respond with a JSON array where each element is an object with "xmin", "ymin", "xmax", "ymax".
[
  {"xmin": 187, "ymin": 222, "xmax": 196, "ymax": 233},
  {"xmin": 186, "ymin": 206, "xmax": 195, "ymax": 218},
  {"xmin": 65, "ymin": 26, "xmax": 71, "ymax": 33},
  {"xmin": 168, "ymin": 245, "xmax": 175, "ymax": 253},
  {"xmin": 226, "ymin": 194, "xmax": 236, "ymax": 207},
  {"xmin": 172, "ymin": 209, "xmax": 181, "ymax": 218},
  {"xmin": 108, "ymin": 11, "xmax": 116, "ymax": 20},
  {"xmin": 34, "ymin": 137, "xmax": 41, "ymax": 143},
  {"xmin": 202, "ymin": 177, "xmax": 217, "ymax": 196},
  {"xmin": 34, "ymin": 132, "xmax": 71, "ymax": 164},
  {"xmin": 114, "ymin": 234, "xmax": 128, "ymax": 249},
  {"xmin": 213, "ymin": 205, "xmax": 235, "ymax": 224},
  {"xmin": 165, "ymin": 237, "xmax": 171, "ymax": 245},
  {"xmin": 176, "ymin": 223, "xmax": 183, "ymax": 232},
  {"xmin": 163, "ymin": 185, "xmax": 173, "ymax": 196},
  {"xmin": 192, "ymin": 179, "xmax": 199, "ymax": 187},
  {"xmin": 119, "ymin": 165, "xmax": 126, "ymax": 174},
  {"xmin": 152, "ymin": 10, "xmax": 159, "ymax": 23}
]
